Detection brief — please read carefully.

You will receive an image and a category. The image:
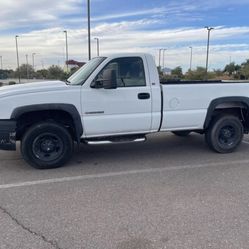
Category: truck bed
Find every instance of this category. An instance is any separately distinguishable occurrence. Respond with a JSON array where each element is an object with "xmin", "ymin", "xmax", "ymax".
[
  {"xmin": 160, "ymin": 81, "xmax": 249, "ymax": 131},
  {"xmin": 160, "ymin": 80, "xmax": 249, "ymax": 85}
]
